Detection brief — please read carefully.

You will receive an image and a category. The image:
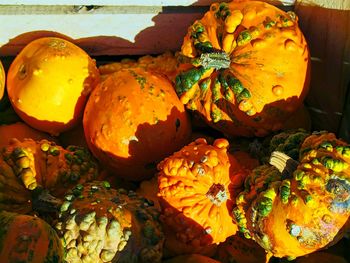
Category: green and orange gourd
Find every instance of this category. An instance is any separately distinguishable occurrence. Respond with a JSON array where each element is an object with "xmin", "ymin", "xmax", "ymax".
[
  {"xmin": 175, "ymin": 0, "xmax": 310, "ymax": 137},
  {"xmin": 0, "ymin": 138, "xmax": 99, "ymax": 215},
  {"xmin": 232, "ymin": 131, "xmax": 350, "ymax": 259}
]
